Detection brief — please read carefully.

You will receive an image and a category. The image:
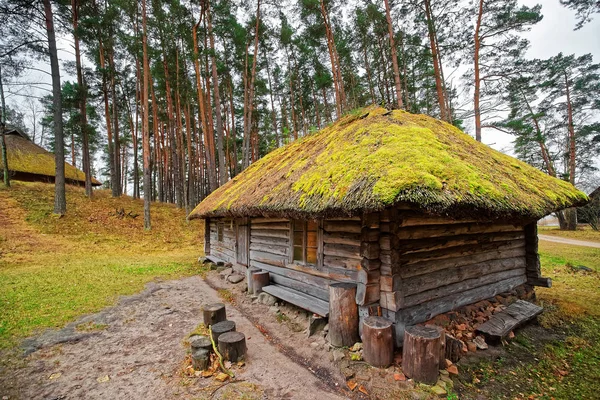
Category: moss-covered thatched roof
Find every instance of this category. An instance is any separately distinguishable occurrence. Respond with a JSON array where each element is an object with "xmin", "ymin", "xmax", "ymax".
[
  {"xmin": 1, "ymin": 130, "xmax": 101, "ymax": 186},
  {"xmin": 189, "ymin": 107, "xmax": 587, "ymax": 221}
]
